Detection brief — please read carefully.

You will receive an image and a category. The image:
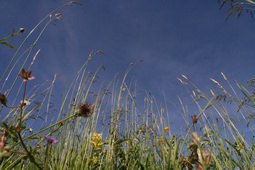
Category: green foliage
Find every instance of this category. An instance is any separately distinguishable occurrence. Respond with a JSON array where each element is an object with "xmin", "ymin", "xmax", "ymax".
[
  {"xmin": 0, "ymin": 28, "xmax": 24, "ymax": 49},
  {"xmin": 1, "ymin": 1, "xmax": 255, "ymax": 169}
]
